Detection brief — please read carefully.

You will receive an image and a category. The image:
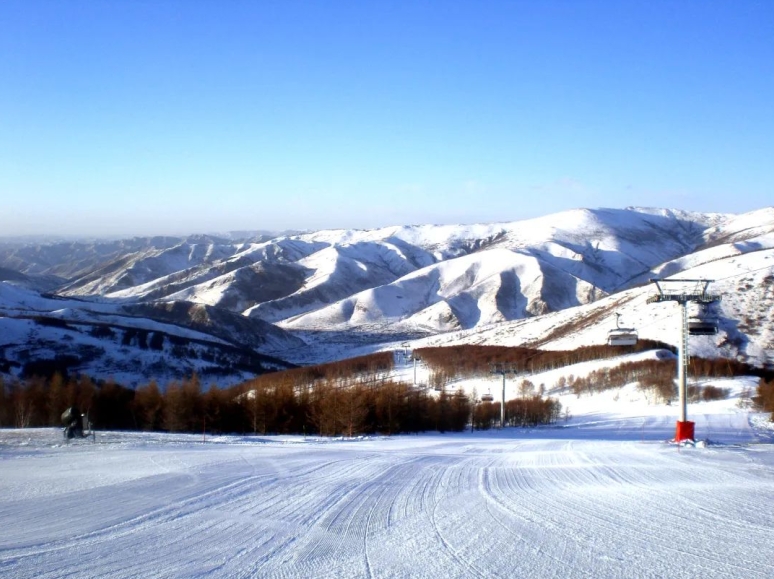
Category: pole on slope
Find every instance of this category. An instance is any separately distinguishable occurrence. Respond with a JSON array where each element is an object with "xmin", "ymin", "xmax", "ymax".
[
  {"xmin": 491, "ymin": 365, "xmax": 511, "ymax": 429},
  {"xmin": 501, "ymin": 372, "xmax": 506, "ymax": 428},
  {"xmin": 674, "ymin": 299, "xmax": 695, "ymax": 442},
  {"xmin": 678, "ymin": 301, "xmax": 687, "ymax": 424}
]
